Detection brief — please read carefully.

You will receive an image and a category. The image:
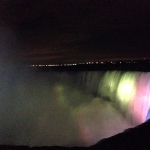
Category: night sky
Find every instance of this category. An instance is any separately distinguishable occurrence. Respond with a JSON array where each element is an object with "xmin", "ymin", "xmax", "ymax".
[{"xmin": 0, "ymin": 0, "xmax": 150, "ymax": 64}]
